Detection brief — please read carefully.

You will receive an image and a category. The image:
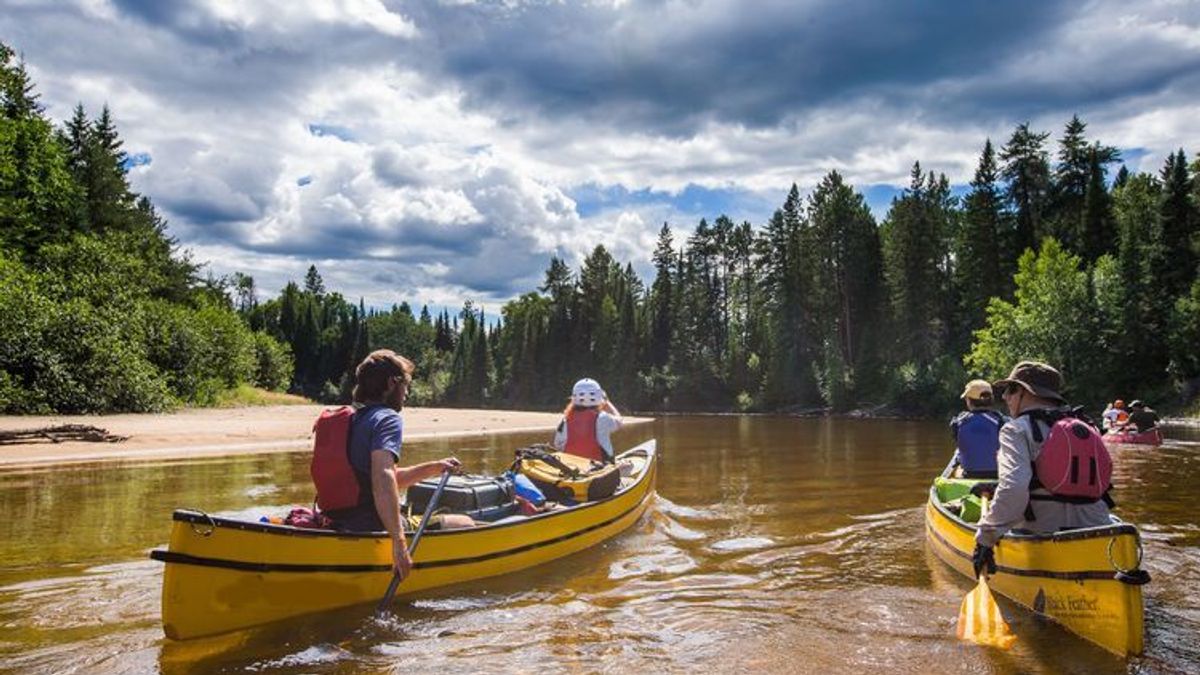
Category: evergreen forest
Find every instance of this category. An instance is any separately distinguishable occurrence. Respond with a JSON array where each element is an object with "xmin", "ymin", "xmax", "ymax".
[{"xmin": 3, "ymin": 44, "xmax": 1199, "ymax": 417}]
